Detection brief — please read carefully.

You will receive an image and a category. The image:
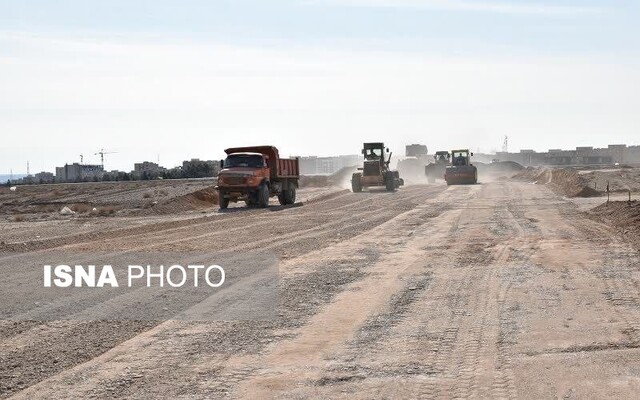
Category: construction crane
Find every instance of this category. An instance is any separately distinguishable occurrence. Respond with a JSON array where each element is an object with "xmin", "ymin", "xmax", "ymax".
[{"xmin": 95, "ymin": 149, "xmax": 118, "ymax": 169}]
